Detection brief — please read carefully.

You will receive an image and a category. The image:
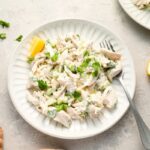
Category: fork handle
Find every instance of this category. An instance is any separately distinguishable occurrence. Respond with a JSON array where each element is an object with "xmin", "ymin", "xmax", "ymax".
[{"xmin": 119, "ymin": 78, "xmax": 150, "ymax": 149}]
